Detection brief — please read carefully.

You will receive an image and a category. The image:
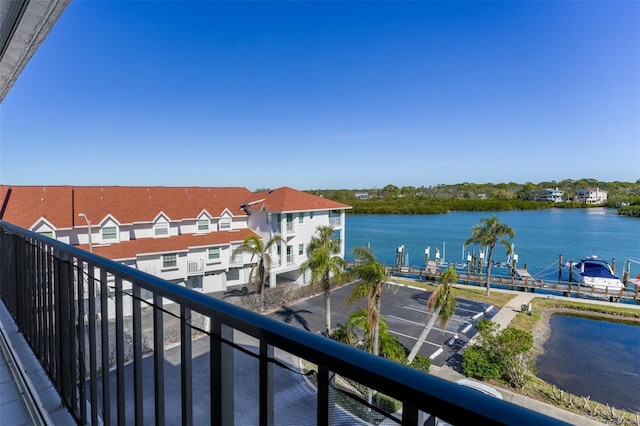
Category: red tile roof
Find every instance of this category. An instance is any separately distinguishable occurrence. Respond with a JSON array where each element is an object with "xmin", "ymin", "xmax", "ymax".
[
  {"xmin": 245, "ymin": 187, "xmax": 350, "ymax": 213},
  {"xmin": 81, "ymin": 228, "xmax": 258, "ymax": 261},
  {"xmin": 0, "ymin": 185, "xmax": 254, "ymax": 228},
  {"xmin": 0, "ymin": 185, "xmax": 74, "ymax": 229},
  {"xmin": 1, "ymin": 185, "xmax": 352, "ymax": 264}
]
